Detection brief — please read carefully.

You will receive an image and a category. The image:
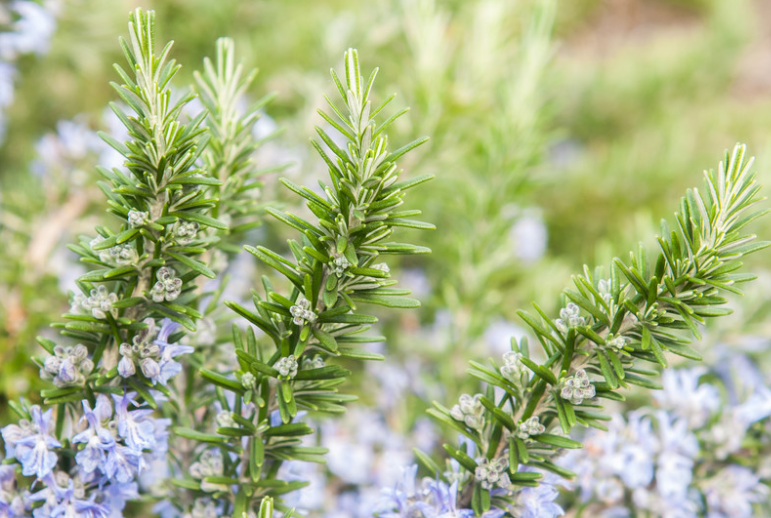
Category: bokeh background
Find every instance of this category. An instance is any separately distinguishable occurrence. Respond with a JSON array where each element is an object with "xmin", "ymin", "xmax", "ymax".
[{"xmin": 2, "ymin": 0, "xmax": 771, "ymax": 514}]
